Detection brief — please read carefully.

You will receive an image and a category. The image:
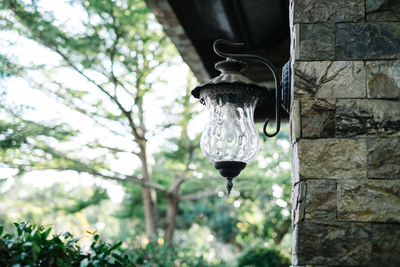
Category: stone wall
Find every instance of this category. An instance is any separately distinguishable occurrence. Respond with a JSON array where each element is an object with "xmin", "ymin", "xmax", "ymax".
[{"xmin": 290, "ymin": 0, "xmax": 400, "ymax": 266}]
